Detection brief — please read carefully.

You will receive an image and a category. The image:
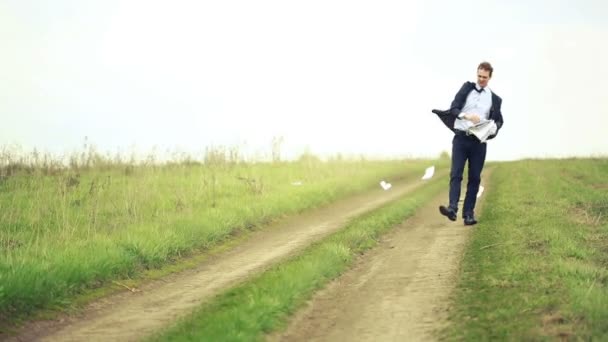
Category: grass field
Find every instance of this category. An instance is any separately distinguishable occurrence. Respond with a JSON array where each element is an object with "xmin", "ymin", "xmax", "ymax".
[
  {"xmin": 3, "ymin": 154, "xmax": 606, "ymax": 340},
  {"xmin": 146, "ymin": 158, "xmax": 608, "ymax": 341},
  {"xmin": 445, "ymin": 158, "xmax": 608, "ymax": 340},
  {"xmin": 148, "ymin": 167, "xmax": 446, "ymax": 341},
  {"xmin": 0, "ymin": 150, "xmax": 443, "ymax": 323}
]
